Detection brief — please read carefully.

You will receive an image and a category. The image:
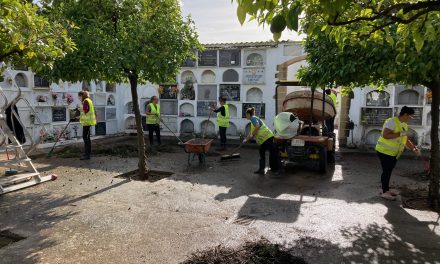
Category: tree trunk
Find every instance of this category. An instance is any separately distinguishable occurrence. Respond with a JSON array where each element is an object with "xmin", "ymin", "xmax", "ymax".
[
  {"xmin": 428, "ymin": 83, "xmax": 440, "ymax": 208},
  {"xmin": 128, "ymin": 74, "xmax": 149, "ymax": 180}
]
